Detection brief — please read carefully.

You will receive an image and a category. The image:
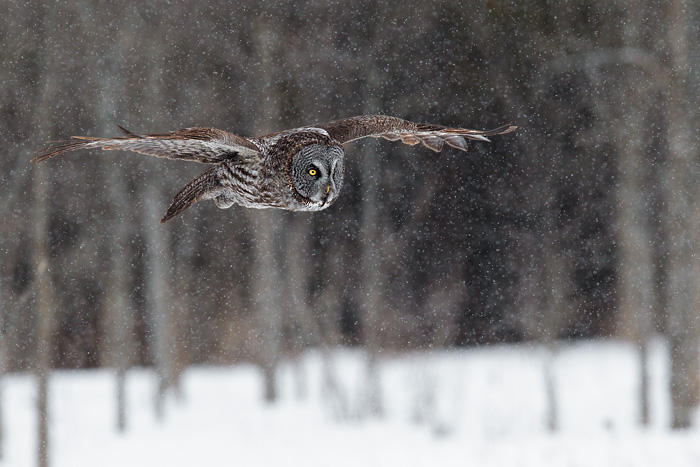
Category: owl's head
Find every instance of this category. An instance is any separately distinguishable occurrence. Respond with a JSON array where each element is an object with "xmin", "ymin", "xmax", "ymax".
[{"xmin": 289, "ymin": 143, "xmax": 344, "ymax": 209}]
